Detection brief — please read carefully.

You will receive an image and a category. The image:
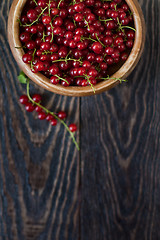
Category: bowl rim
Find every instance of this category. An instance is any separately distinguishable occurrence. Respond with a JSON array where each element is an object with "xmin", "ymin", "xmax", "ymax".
[{"xmin": 8, "ymin": 0, "xmax": 145, "ymax": 97}]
